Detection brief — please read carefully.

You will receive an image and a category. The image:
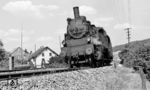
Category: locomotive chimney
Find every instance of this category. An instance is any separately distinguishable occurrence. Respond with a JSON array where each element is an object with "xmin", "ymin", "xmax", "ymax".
[{"xmin": 73, "ymin": 7, "xmax": 80, "ymax": 18}]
